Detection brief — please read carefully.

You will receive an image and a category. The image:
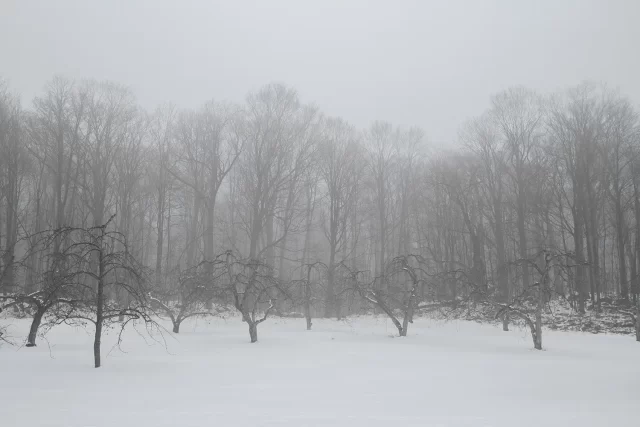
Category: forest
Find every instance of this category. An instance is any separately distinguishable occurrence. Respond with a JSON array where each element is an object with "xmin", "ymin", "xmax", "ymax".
[{"xmin": 1, "ymin": 76, "xmax": 640, "ymax": 362}]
